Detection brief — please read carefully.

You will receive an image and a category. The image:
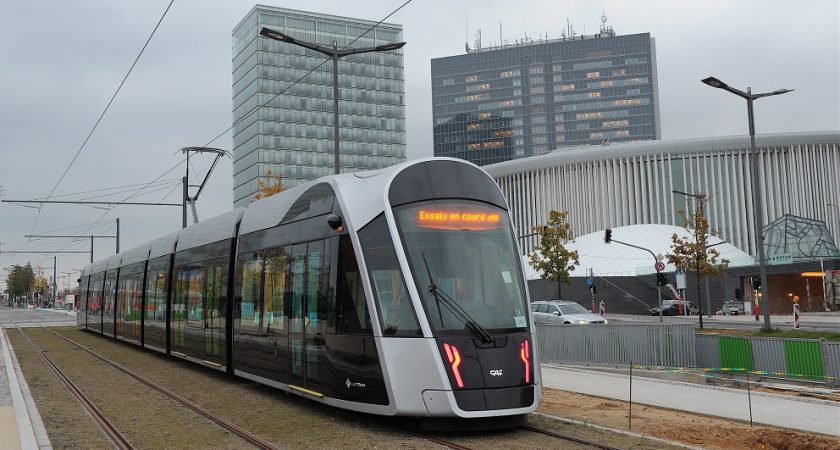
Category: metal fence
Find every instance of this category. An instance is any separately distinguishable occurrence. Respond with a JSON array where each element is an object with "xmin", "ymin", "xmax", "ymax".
[
  {"xmin": 535, "ymin": 323, "xmax": 696, "ymax": 368},
  {"xmin": 535, "ymin": 323, "xmax": 840, "ymax": 384}
]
